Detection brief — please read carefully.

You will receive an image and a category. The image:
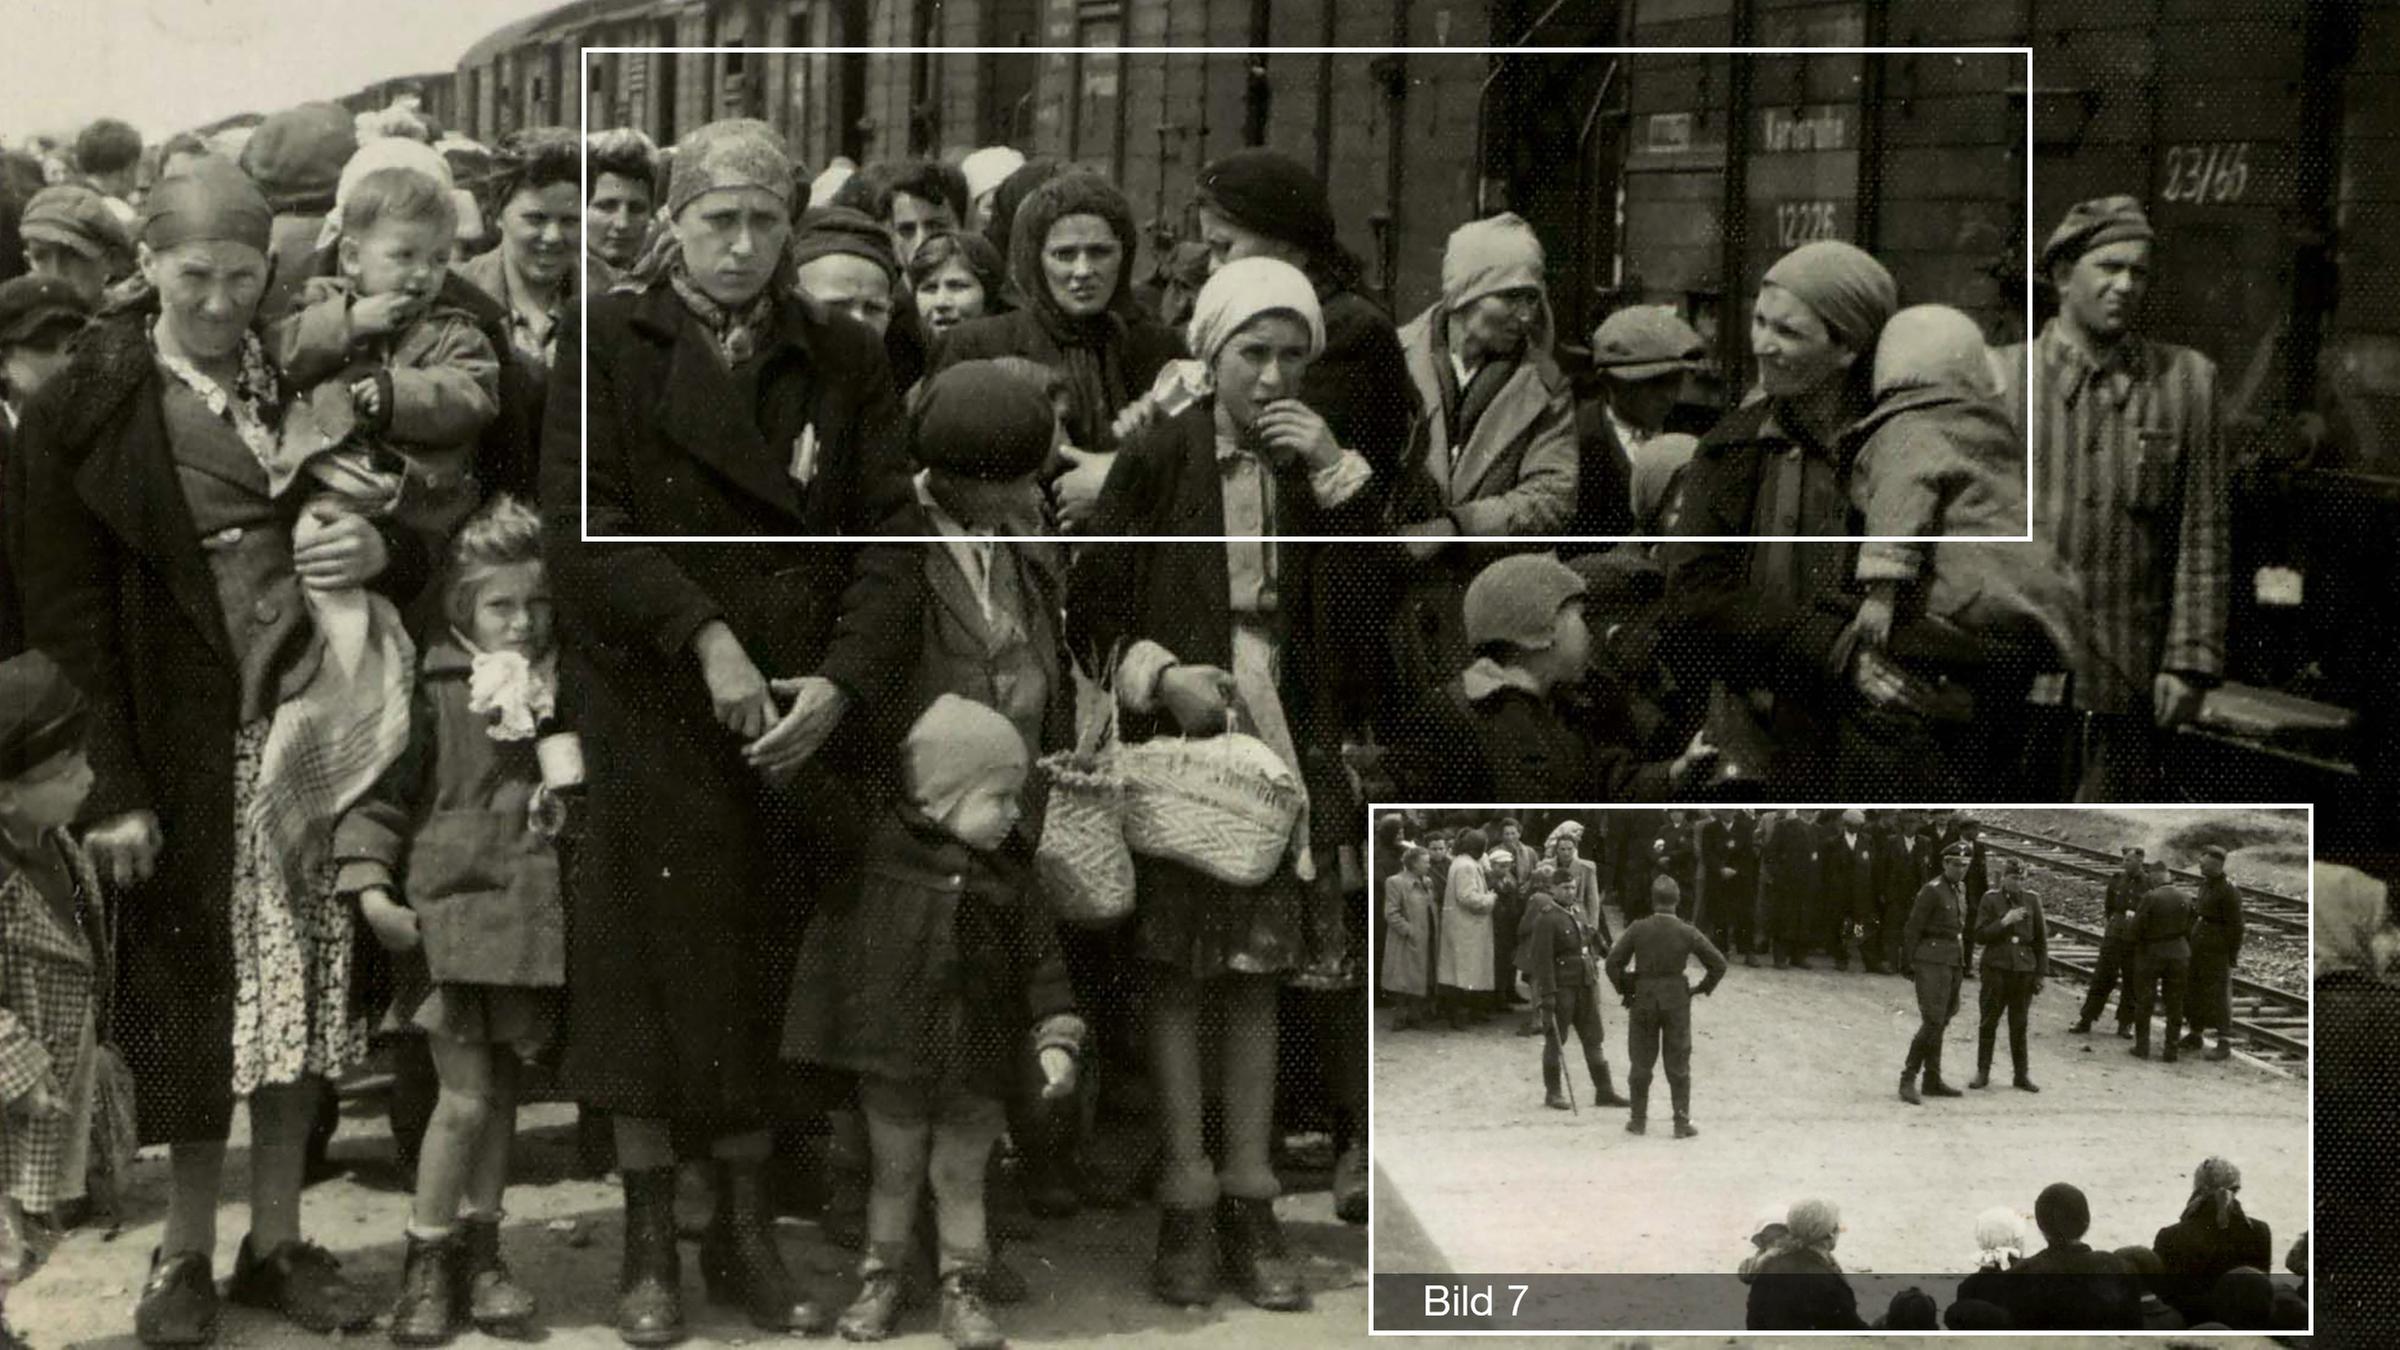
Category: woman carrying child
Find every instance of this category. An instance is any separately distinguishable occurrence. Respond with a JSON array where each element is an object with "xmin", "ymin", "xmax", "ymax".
[
  {"xmin": 20, "ymin": 155, "xmax": 427, "ymax": 1344},
  {"xmin": 331, "ymin": 497, "xmax": 566, "ymax": 1344},
  {"xmin": 1069, "ymin": 256, "xmax": 1376, "ymax": 1312}
]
